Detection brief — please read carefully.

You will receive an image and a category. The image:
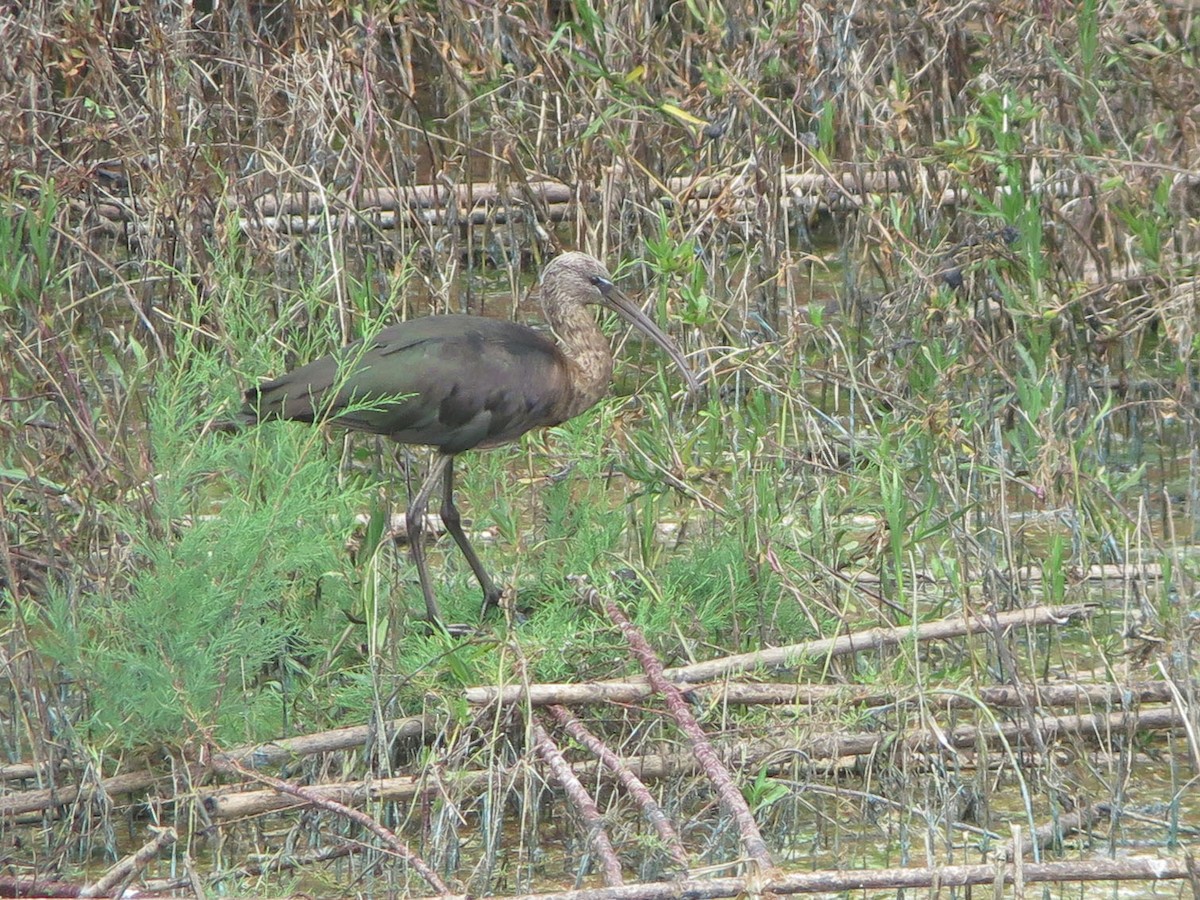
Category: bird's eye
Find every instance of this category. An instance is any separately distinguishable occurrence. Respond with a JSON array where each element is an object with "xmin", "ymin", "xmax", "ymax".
[{"xmin": 591, "ymin": 275, "xmax": 614, "ymax": 295}]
